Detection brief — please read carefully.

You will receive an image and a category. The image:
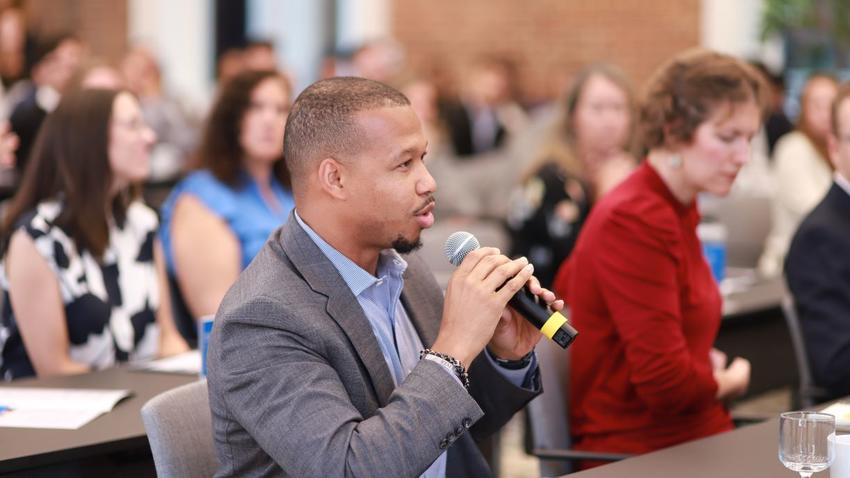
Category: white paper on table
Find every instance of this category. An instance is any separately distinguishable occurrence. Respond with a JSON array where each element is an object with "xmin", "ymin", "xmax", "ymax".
[
  {"xmin": 0, "ymin": 388, "xmax": 131, "ymax": 429},
  {"xmin": 0, "ymin": 388, "xmax": 130, "ymax": 412},
  {"xmin": 132, "ymin": 350, "xmax": 201, "ymax": 374},
  {"xmin": 0, "ymin": 408, "xmax": 105, "ymax": 430}
]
